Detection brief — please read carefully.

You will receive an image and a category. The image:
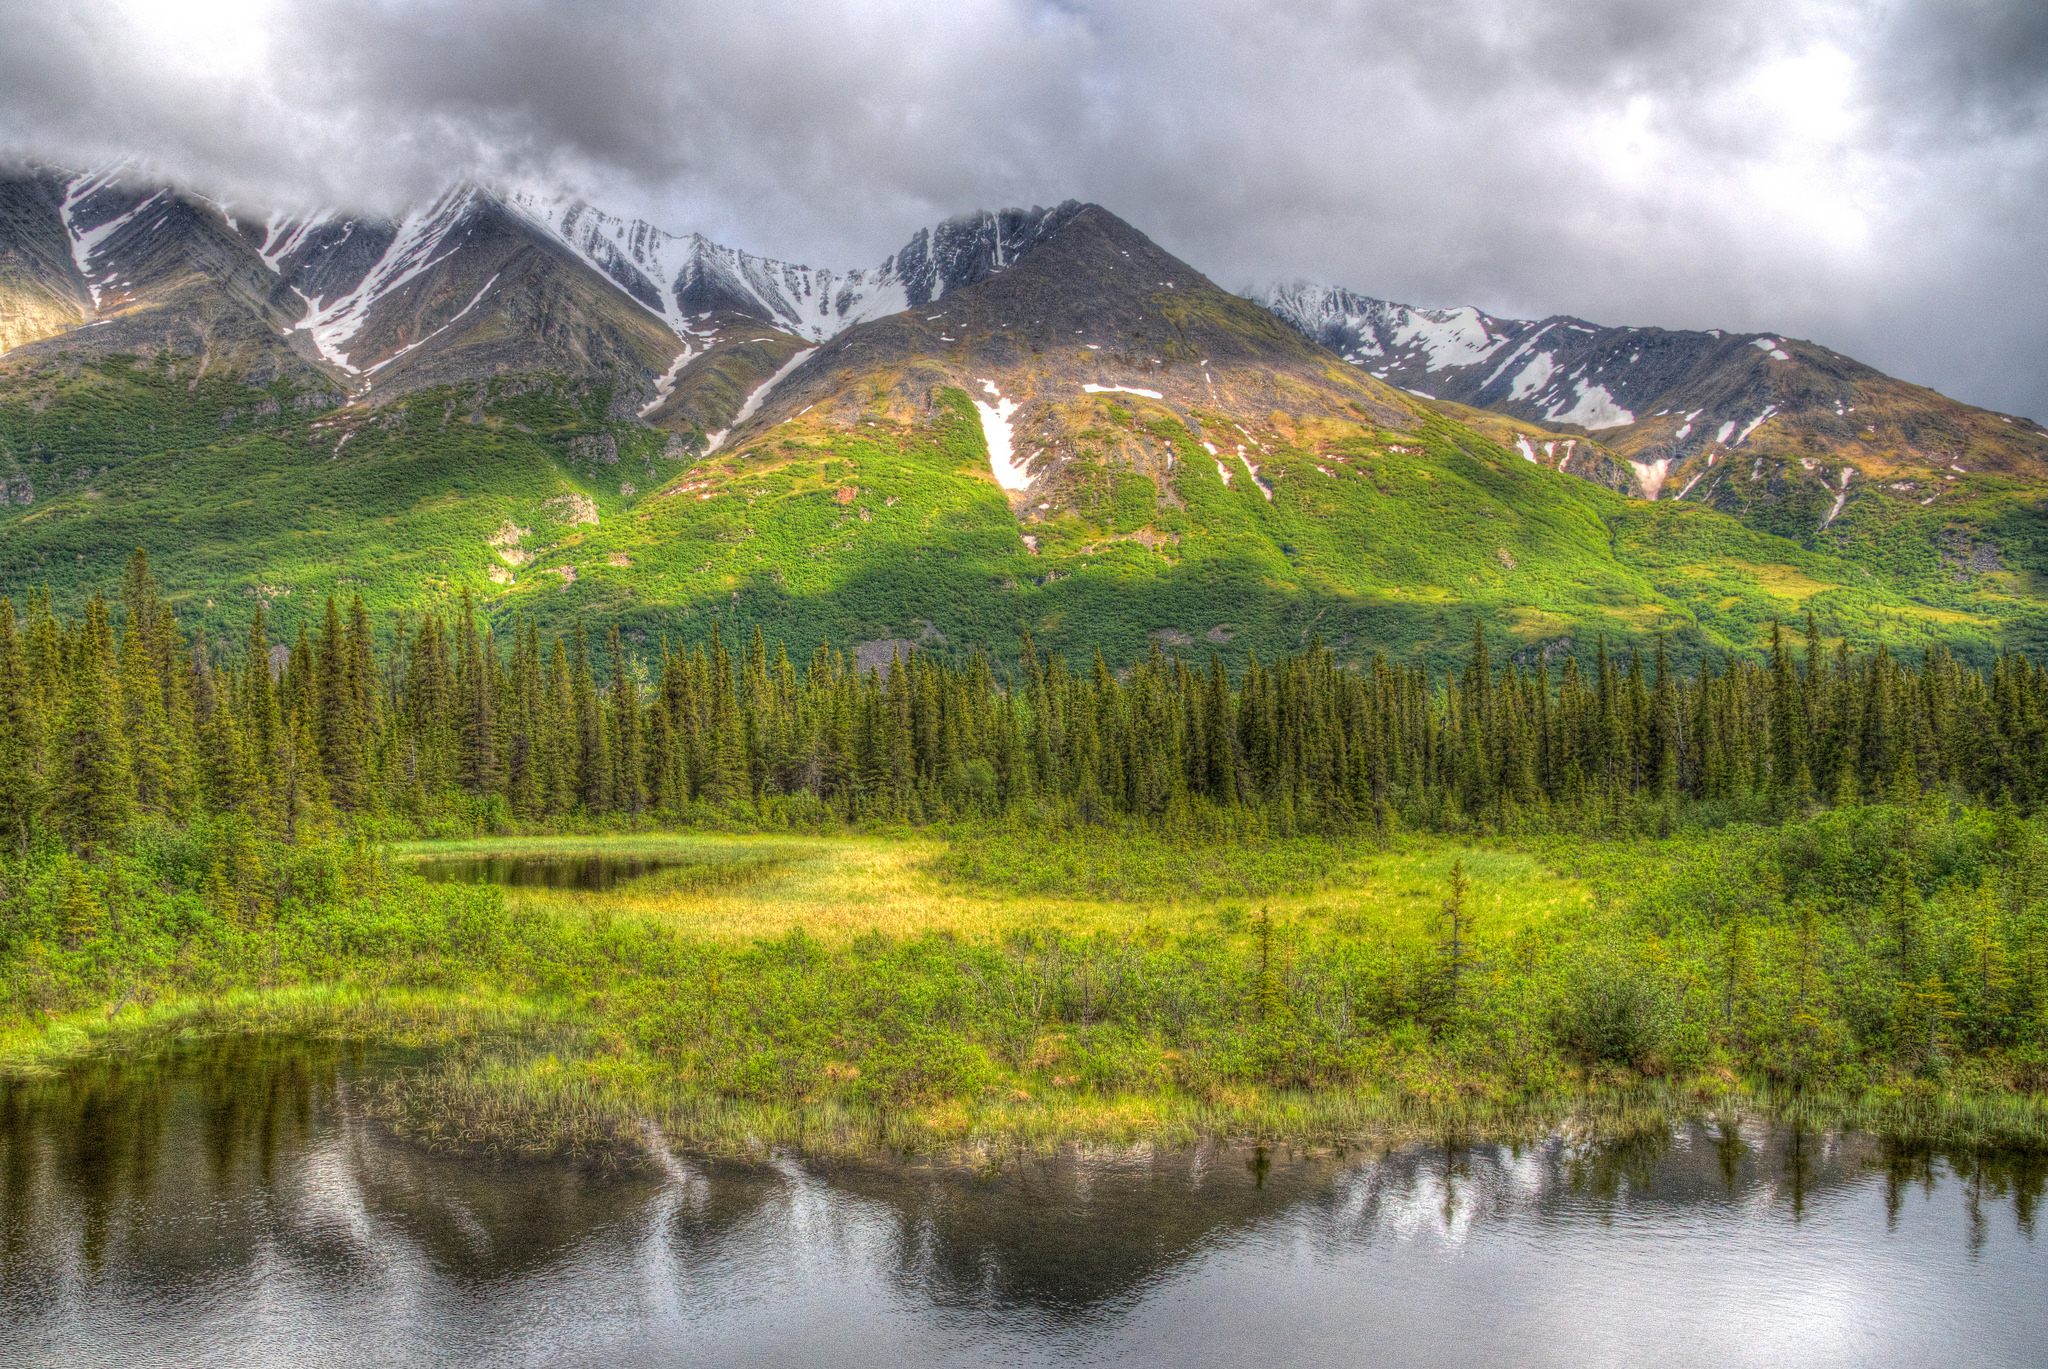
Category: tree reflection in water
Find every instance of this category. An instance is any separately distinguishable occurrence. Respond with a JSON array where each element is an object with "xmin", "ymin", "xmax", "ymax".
[{"xmin": 2, "ymin": 1039, "xmax": 2043, "ymax": 1367}]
